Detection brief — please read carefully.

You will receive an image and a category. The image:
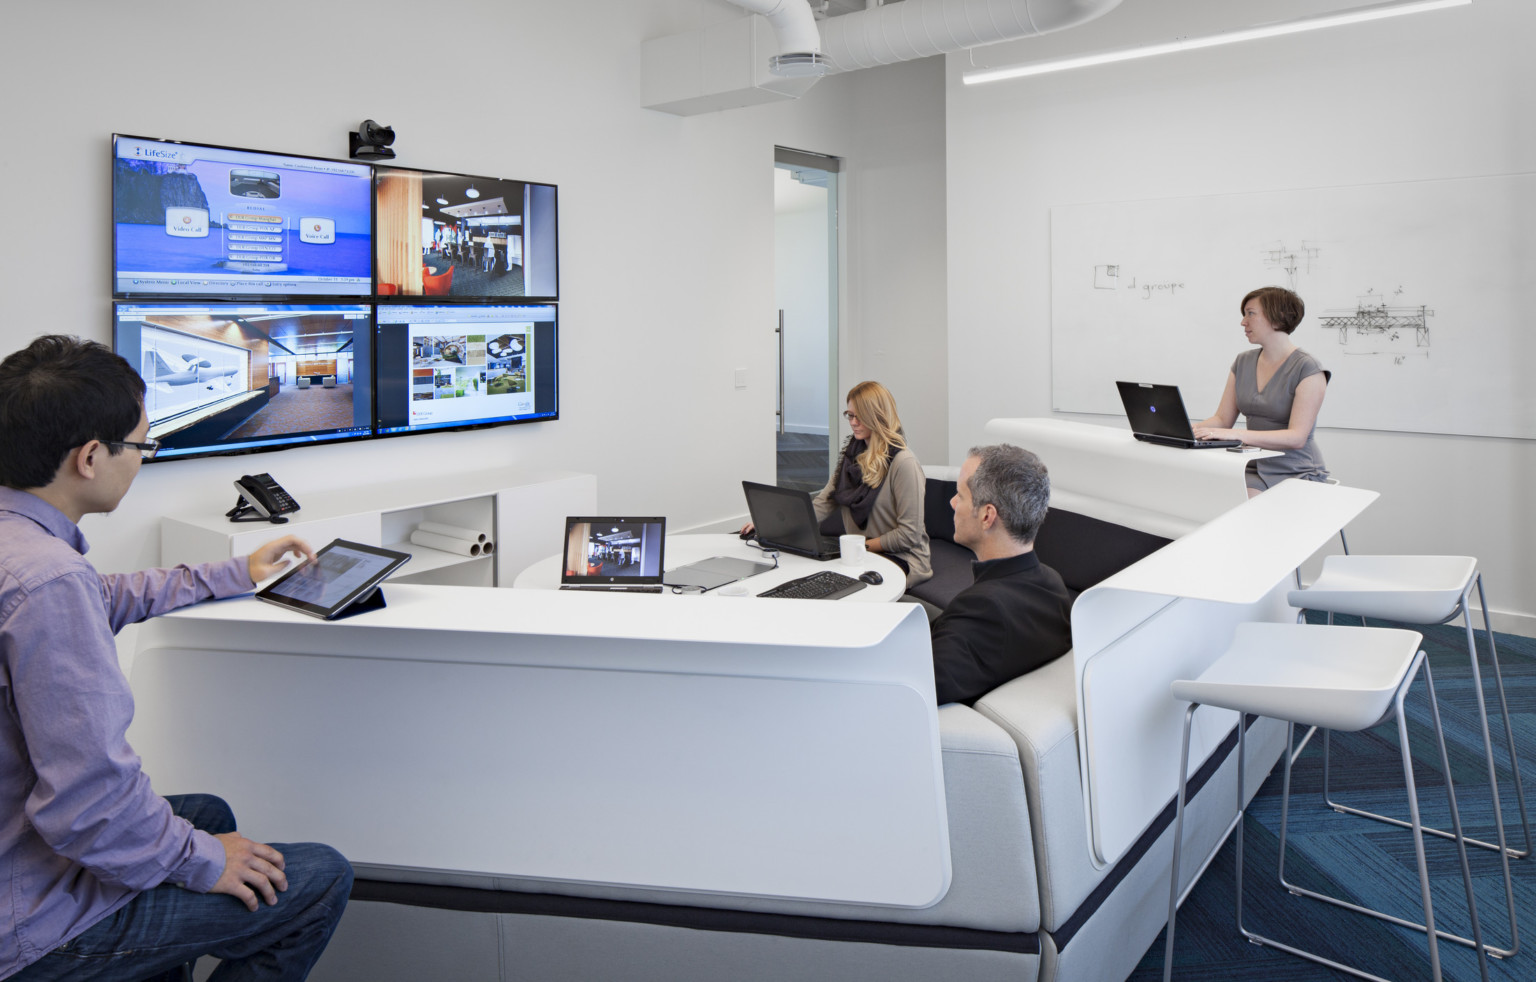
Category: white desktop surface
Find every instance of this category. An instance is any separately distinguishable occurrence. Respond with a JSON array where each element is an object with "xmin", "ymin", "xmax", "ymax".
[
  {"xmin": 513, "ymin": 532, "xmax": 906, "ymax": 602},
  {"xmin": 131, "ymin": 585, "xmax": 951, "ymax": 907},
  {"xmin": 983, "ymin": 418, "xmax": 1280, "ymax": 538}
]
